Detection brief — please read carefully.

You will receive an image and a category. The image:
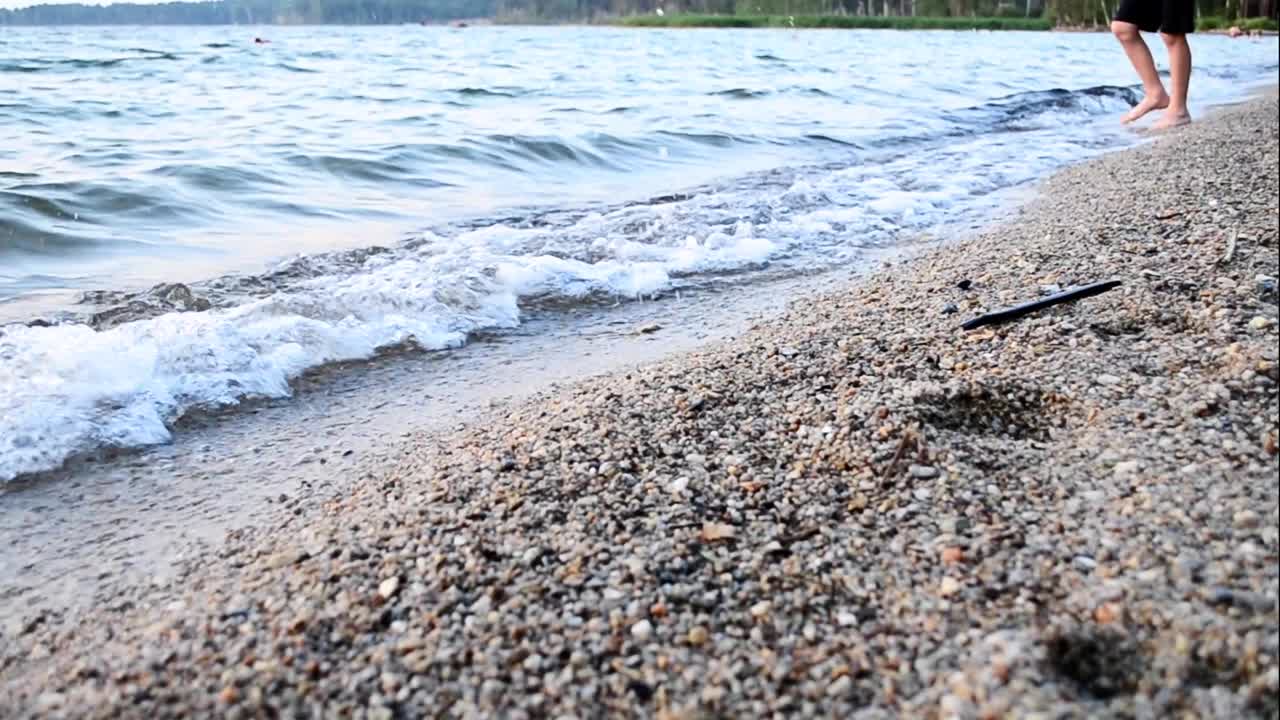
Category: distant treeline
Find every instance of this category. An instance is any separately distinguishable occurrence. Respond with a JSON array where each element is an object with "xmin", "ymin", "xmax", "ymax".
[
  {"xmin": 1052, "ymin": 0, "xmax": 1276, "ymax": 25},
  {"xmin": 0, "ymin": 0, "xmax": 493, "ymax": 25},
  {"xmin": 0, "ymin": 0, "xmax": 1274, "ymax": 25},
  {"xmin": 620, "ymin": 13, "xmax": 1053, "ymax": 28}
]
